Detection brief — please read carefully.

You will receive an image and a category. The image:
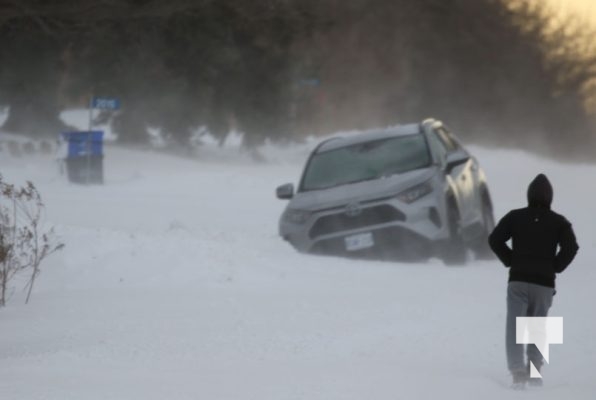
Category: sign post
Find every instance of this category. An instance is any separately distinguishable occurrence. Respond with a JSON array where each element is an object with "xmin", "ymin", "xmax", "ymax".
[{"xmin": 87, "ymin": 96, "xmax": 120, "ymax": 183}]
